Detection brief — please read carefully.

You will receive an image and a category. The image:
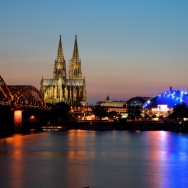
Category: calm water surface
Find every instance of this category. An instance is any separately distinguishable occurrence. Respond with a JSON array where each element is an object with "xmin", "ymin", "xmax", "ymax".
[{"xmin": 0, "ymin": 130, "xmax": 188, "ymax": 188}]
